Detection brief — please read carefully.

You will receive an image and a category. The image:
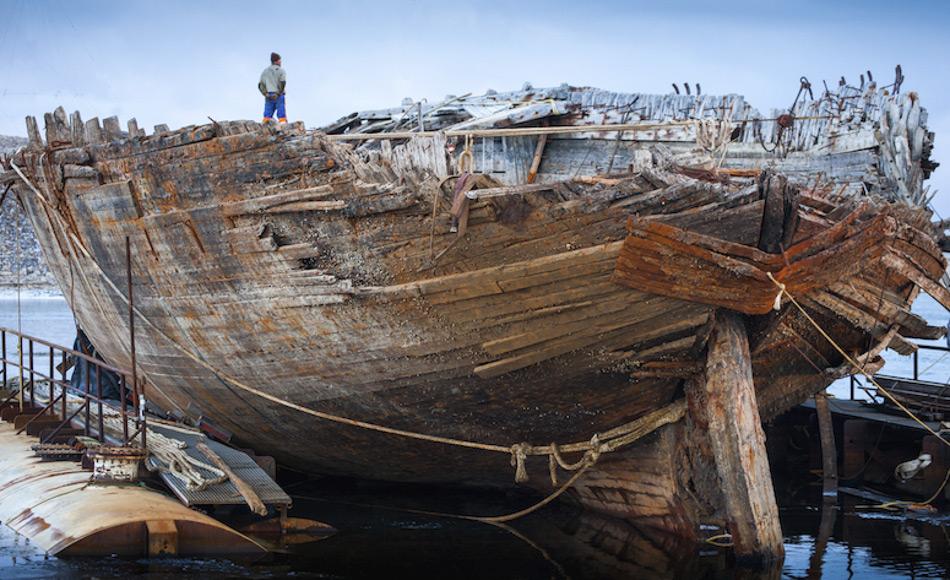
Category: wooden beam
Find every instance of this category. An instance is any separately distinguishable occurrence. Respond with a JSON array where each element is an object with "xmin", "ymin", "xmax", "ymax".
[
  {"xmin": 814, "ymin": 392, "xmax": 838, "ymax": 497},
  {"xmin": 145, "ymin": 519, "xmax": 178, "ymax": 556},
  {"xmin": 757, "ymin": 173, "xmax": 799, "ymax": 253},
  {"xmin": 882, "ymin": 253, "xmax": 950, "ymax": 311},
  {"xmin": 690, "ymin": 310, "xmax": 784, "ymax": 563},
  {"xmin": 84, "ymin": 117, "xmax": 103, "ymax": 145},
  {"xmin": 69, "ymin": 111, "xmax": 85, "ymax": 146},
  {"xmin": 197, "ymin": 442, "xmax": 268, "ymax": 516},
  {"xmin": 25, "ymin": 115, "xmax": 43, "ymax": 147},
  {"xmin": 526, "ymin": 134, "xmax": 547, "ymax": 184},
  {"xmin": 325, "ymin": 120, "xmax": 695, "ymax": 141}
]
